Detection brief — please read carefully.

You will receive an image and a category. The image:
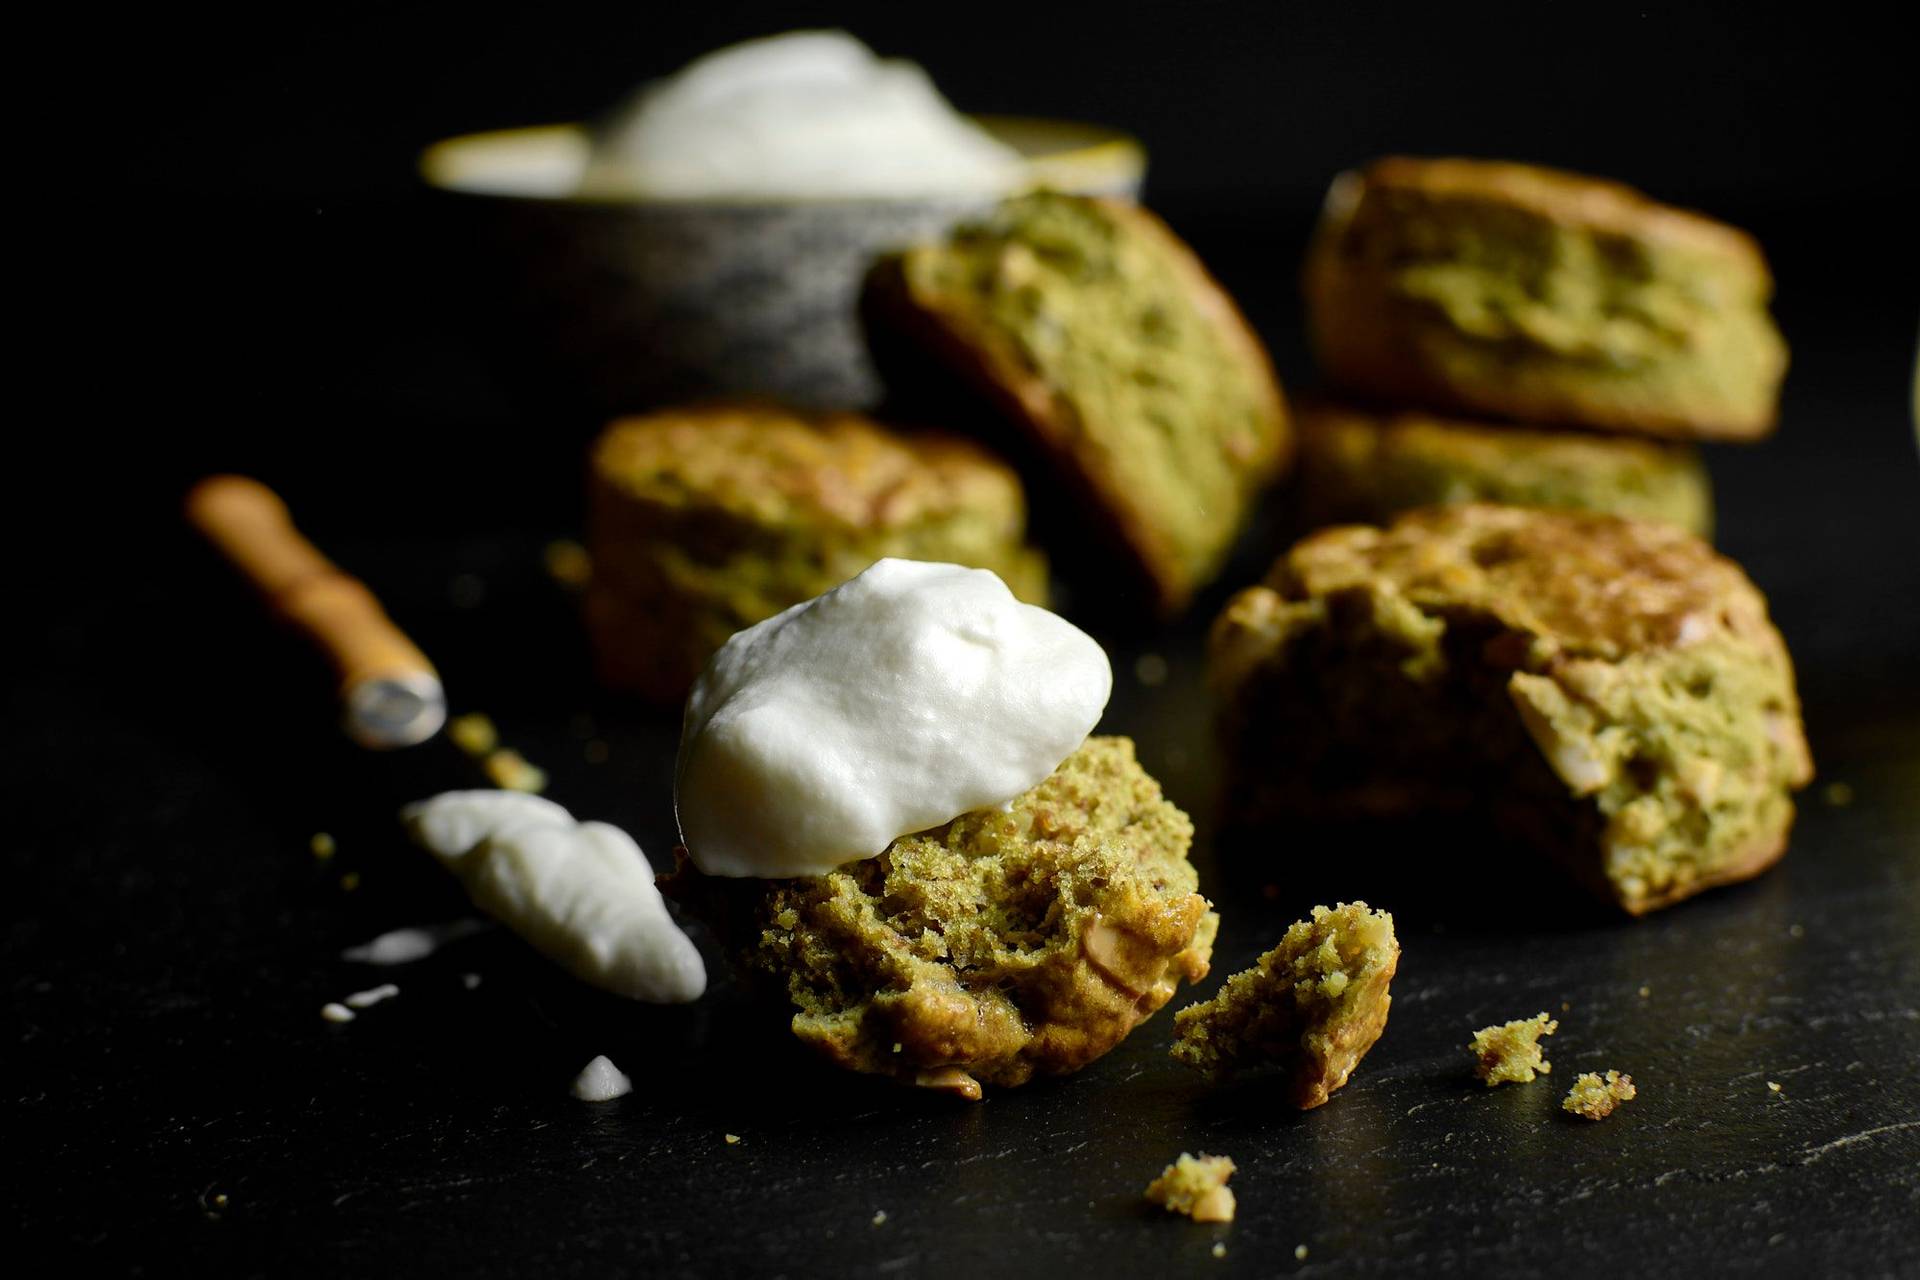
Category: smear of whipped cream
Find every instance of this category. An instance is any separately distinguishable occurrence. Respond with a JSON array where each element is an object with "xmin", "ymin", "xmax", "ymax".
[
  {"xmin": 401, "ymin": 792, "xmax": 705, "ymax": 1003},
  {"xmin": 675, "ymin": 559, "xmax": 1111, "ymax": 878}
]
